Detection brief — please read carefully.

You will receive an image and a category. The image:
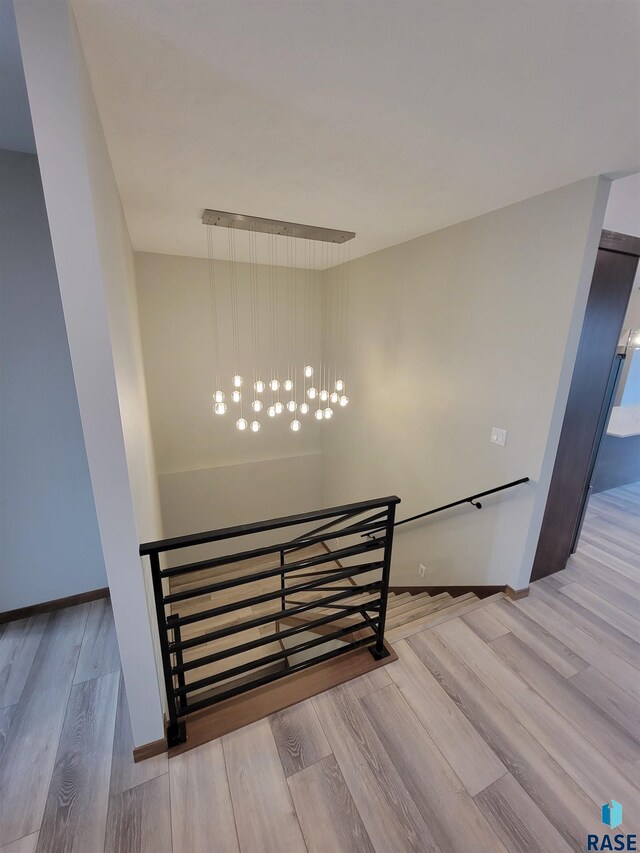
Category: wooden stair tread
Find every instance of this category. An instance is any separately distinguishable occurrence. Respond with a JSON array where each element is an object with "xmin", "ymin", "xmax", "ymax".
[
  {"xmin": 384, "ymin": 593, "xmax": 453, "ymax": 628},
  {"xmin": 386, "ymin": 592, "xmax": 504, "ymax": 642}
]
